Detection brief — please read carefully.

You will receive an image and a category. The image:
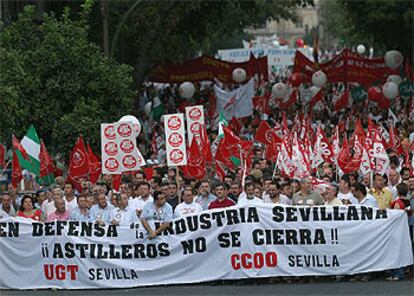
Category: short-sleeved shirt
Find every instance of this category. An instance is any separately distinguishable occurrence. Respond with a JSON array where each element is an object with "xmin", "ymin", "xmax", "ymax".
[
  {"xmin": 208, "ymin": 197, "xmax": 235, "ymax": 209},
  {"xmin": 174, "ymin": 201, "xmax": 202, "ymax": 218},
  {"xmin": 109, "ymin": 206, "xmax": 139, "ymax": 226},
  {"xmin": 195, "ymin": 194, "xmax": 217, "ymax": 211},
  {"xmin": 90, "ymin": 204, "xmax": 115, "ymax": 224},
  {"xmin": 358, "ymin": 194, "xmax": 379, "ymax": 208},
  {"xmin": 0, "ymin": 204, "xmax": 16, "ymax": 217},
  {"xmin": 264, "ymin": 194, "xmax": 292, "ymax": 205},
  {"xmin": 70, "ymin": 208, "xmax": 92, "ymax": 222},
  {"xmin": 337, "ymin": 192, "xmax": 358, "ymax": 205},
  {"xmin": 292, "ymin": 191, "xmax": 324, "ymax": 206},
  {"xmin": 370, "ymin": 188, "xmax": 393, "ymax": 209},
  {"xmin": 237, "ymin": 196, "xmax": 264, "ymax": 205},
  {"xmin": 142, "ymin": 202, "xmax": 173, "ymax": 224}
]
